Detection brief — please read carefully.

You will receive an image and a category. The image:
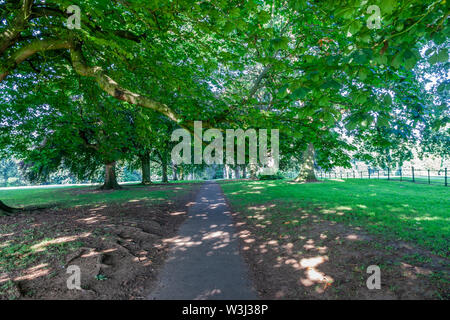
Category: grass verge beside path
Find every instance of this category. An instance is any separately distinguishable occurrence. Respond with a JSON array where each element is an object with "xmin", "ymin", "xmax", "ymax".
[
  {"xmin": 220, "ymin": 179, "xmax": 449, "ymax": 257},
  {"xmin": 0, "ymin": 183, "xmax": 197, "ymax": 209},
  {"xmin": 219, "ymin": 179, "xmax": 449, "ymax": 299}
]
